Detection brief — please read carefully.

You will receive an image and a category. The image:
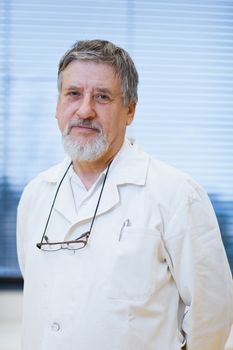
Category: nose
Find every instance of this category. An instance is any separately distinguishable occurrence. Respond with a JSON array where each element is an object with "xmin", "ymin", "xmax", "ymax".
[{"xmin": 76, "ymin": 93, "xmax": 96, "ymax": 120}]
